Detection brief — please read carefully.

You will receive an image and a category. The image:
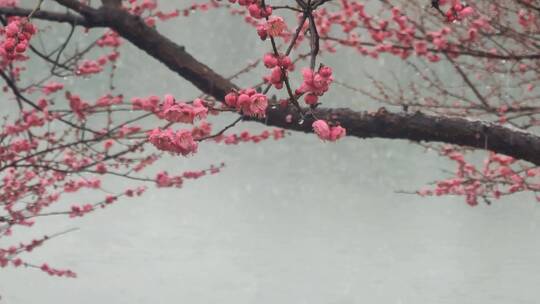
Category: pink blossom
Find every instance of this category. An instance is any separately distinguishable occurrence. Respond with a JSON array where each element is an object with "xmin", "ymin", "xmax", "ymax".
[
  {"xmin": 312, "ymin": 120, "xmax": 346, "ymax": 142},
  {"xmin": 224, "ymin": 89, "xmax": 268, "ymax": 117},
  {"xmin": 148, "ymin": 128, "xmax": 198, "ymax": 156},
  {"xmin": 105, "ymin": 195, "xmax": 117, "ymax": 204},
  {"xmin": 41, "ymin": 82, "xmax": 64, "ymax": 95},
  {"xmin": 458, "ymin": 6, "xmax": 474, "ymax": 18},
  {"xmin": 263, "ymin": 53, "xmax": 278, "ymax": 68},
  {"xmin": 245, "ymin": 93, "xmax": 268, "ymax": 117},
  {"xmin": 0, "ymin": 18, "xmax": 35, "ymax": 61},
  {"xmin": 256, "ymin": 24, "xmax": 268, "ymax": 40},
  {"xmin": 131, "ymin": 96, "xmax": 160, "ymax": 112},
  {"xmin": 76, "ymin": 60, "xmax": 104, "ymax": 75},
  {"xmin": 155, "ymin": 171, "xmax": 183, "ymax": 188},
  {"xmin": 313, "ymin": 120, "xmax": 331, "ymax": 140},
  {"xmin": 329, "ymin": 125, "xmax": 346, "ymax": 141},
  {"xmin": 265, "ymin": 16, "xmax": 286, "ymax": 37},
  {"xmin": 296, "ymin": 66, "xmax": 333, "ymax": 105},
  {"xmin": 414, "ymin": 41, "xmax": 428, "ymax": 55},
  {"xmin": 66, "ymin": 93, "xmax": 88, "ymax": 120},
  {"xmin": 304, "ymin": 93, "xmax": 318, "ymax": 105},
  {"xmin": 161, "ymin": 95, "xmax": 208, "ymax": 124},
  {"xmin": 191, "ymin": 121, "xmax": 212, "ymax": 139}
]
